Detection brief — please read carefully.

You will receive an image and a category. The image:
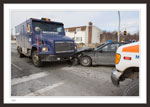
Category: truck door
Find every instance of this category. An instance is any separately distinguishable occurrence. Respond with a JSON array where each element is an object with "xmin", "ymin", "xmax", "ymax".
[
  {"xmin": 25, "ymin": 23, "xmax": 33, "ymax": 53},
  {"xmin": 22, "ymin": 23, "xmax": 32, "ymax": 54},
  {"xmin": 21, "ymin": 24, "xmax": 26, "ymax": 53}
]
